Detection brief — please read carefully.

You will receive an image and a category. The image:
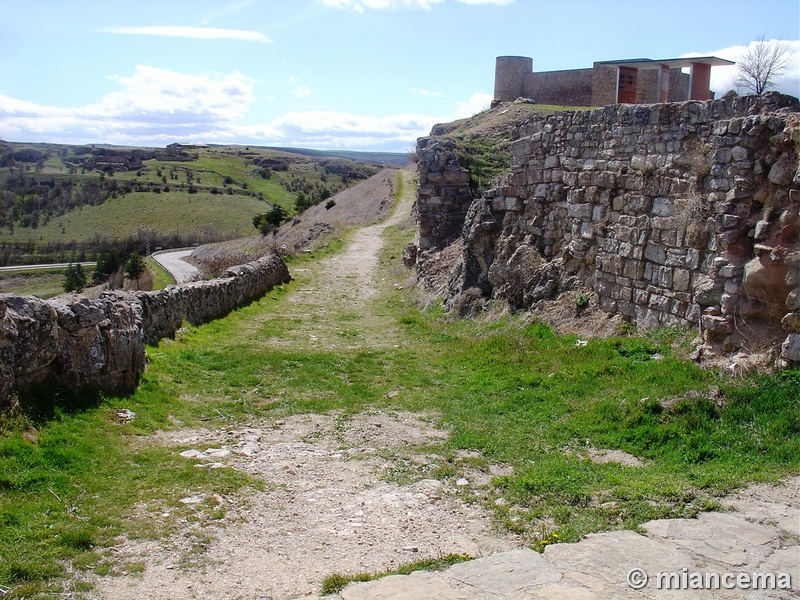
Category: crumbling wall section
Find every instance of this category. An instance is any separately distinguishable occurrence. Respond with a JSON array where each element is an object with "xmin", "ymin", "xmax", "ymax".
[
  {"xmin": 415, "ymin": 137, "xmax": 473, "ymax": 252},
  {"xmin": 415, "ymin": 92, "xmax": 800, "ymax": 365},
  {"xmin": 0, "ymin": 253, "xmax": 291, "ymax": 406}
]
